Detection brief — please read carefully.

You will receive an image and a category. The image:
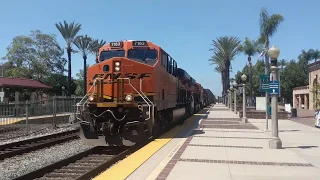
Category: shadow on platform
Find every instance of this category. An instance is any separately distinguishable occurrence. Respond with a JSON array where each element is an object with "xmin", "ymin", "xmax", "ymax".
[
  {"xmin": 279, "ymin": 129, "xmax": 301, "ymax": 132},
  {"xmin": 284, "ymin": 145, "xmax": 319, "ymax": 149}
]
